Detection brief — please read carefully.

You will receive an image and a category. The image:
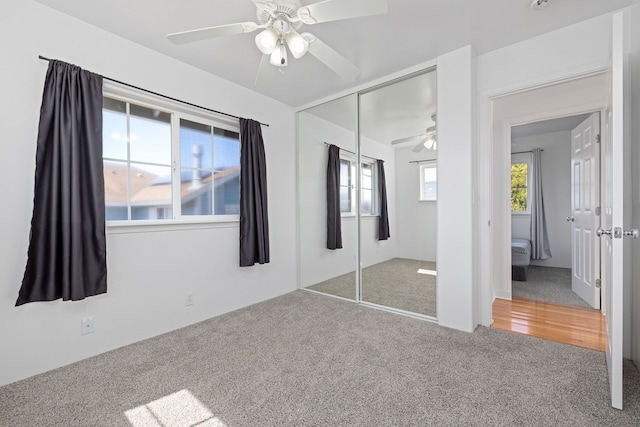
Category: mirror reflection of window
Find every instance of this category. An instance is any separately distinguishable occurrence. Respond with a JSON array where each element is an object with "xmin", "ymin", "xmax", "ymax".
[{"xmin": 419, "ymin": 162, "xmax": 437, "ymax": 202}]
